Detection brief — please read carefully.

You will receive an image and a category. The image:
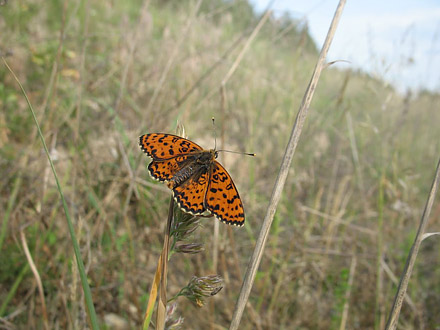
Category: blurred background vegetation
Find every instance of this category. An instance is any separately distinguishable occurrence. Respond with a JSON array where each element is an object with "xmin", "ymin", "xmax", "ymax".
[{"xmin": 1, "ymin": 0, "xmax": 439, "ymax": 329}]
